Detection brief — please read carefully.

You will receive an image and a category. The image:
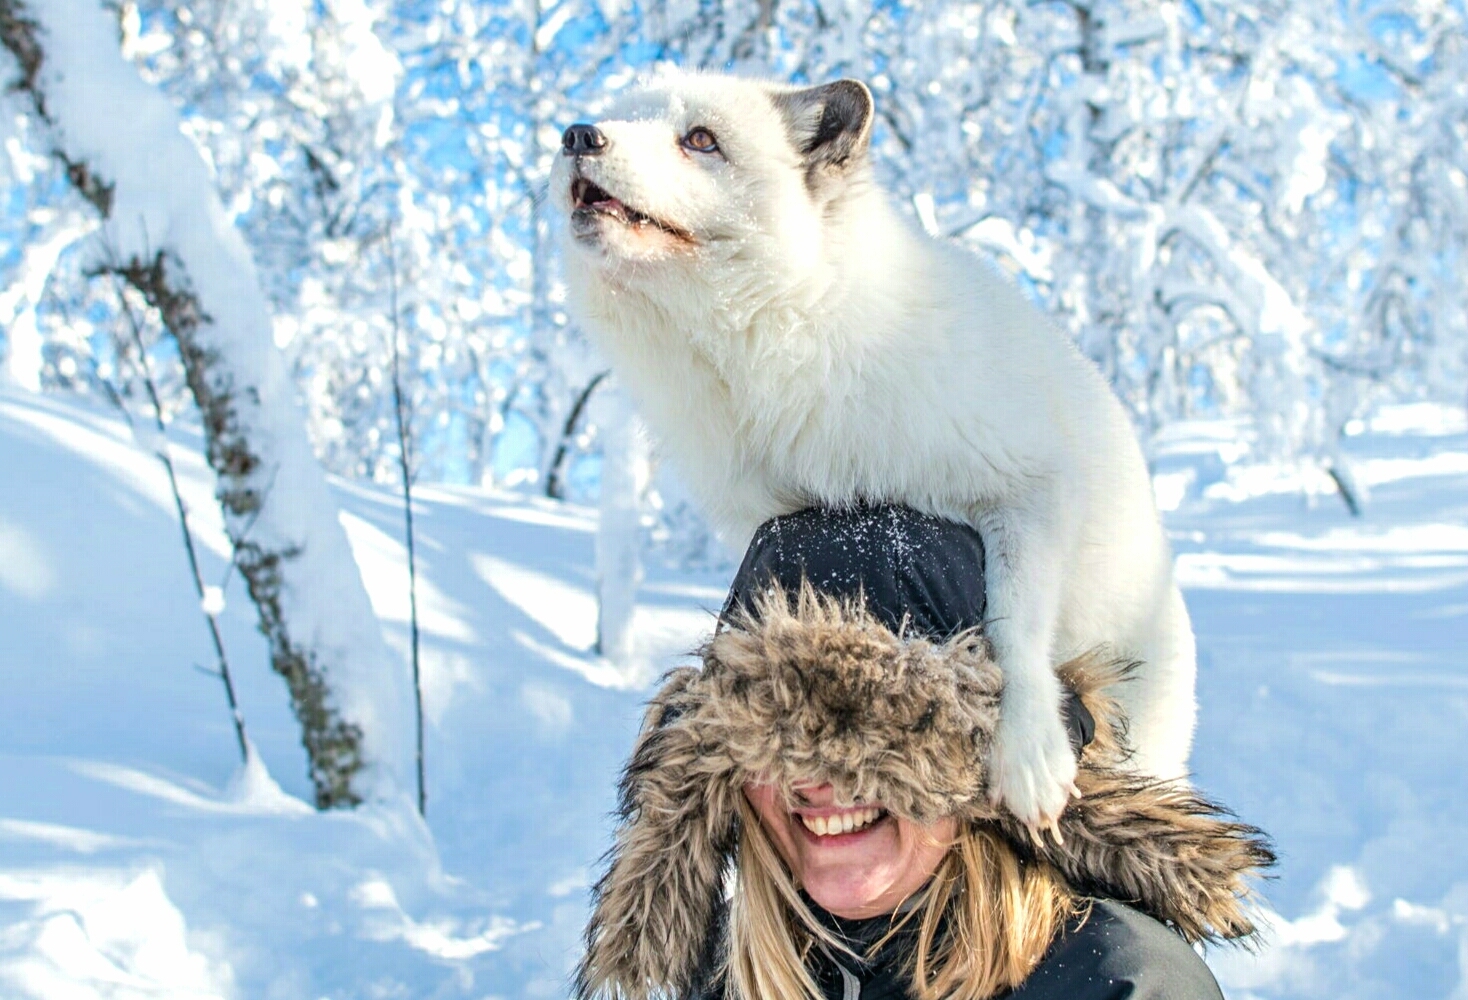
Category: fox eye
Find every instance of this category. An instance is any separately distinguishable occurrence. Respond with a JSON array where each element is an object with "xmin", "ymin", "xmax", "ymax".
[{"xmin": 681, "ymin": 127, "xmax": 719, "ymax": 154}]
